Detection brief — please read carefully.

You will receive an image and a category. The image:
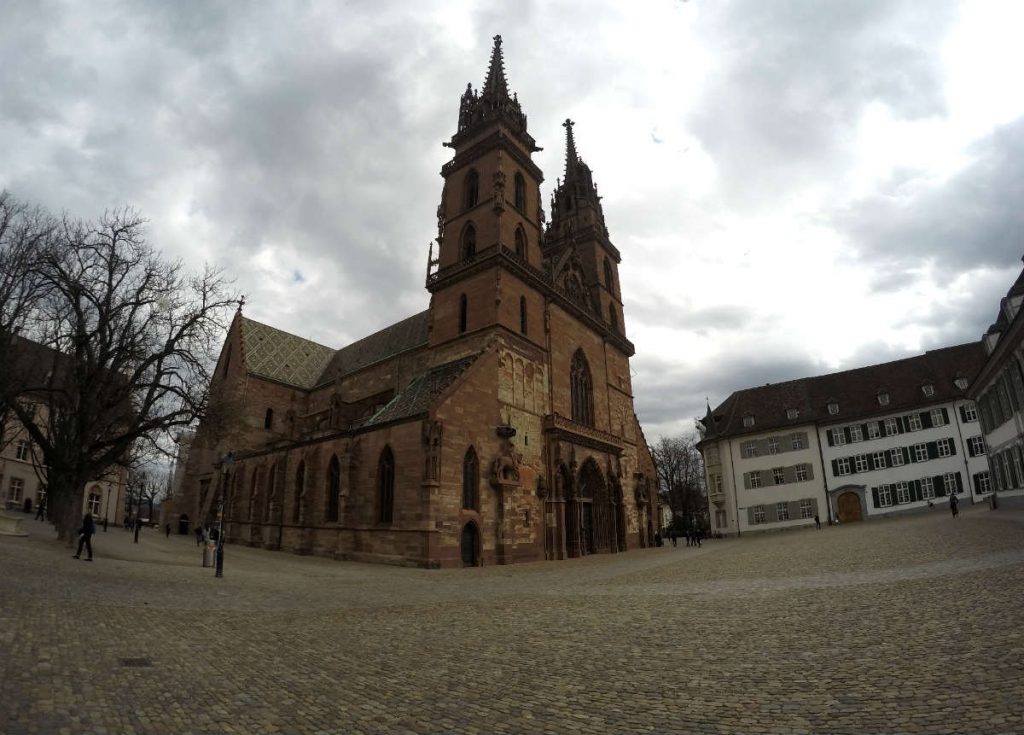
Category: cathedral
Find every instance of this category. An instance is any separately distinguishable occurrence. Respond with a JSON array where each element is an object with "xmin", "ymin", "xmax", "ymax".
[{"xmin": 178, "ymin": 36, "xmax": 659, "ymax": 567}]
